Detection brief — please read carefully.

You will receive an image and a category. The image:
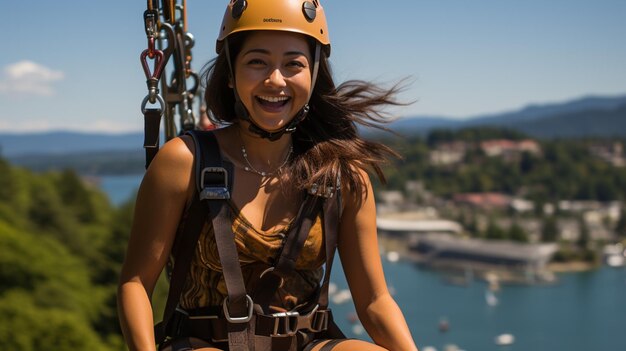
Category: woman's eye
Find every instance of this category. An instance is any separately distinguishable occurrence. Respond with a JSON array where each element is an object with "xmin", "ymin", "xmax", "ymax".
[
  {"xmin": 247, "ymin": 59, "xmax": 265, "ymax": 65},
  {"xmin": 288, "ymin": 61, "xmax": 306, "ymax": 68}
]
